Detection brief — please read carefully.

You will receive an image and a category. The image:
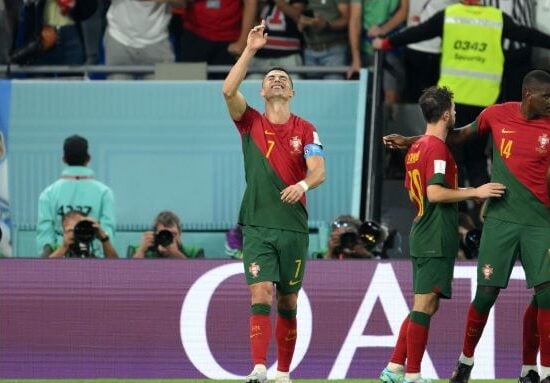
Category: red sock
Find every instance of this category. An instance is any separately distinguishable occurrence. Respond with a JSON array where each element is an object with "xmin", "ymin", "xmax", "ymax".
[
  {"xmin": 538, "ymin": 308, "xmax": 550, "ymax": 366},
  {"xmin": 462, "ymin": 305, "xmax": 489, "ymax": 358},
  {"xmin": 406, "ymin": 320, "xmax": 429, "ymax": 373},
  {"xmin": 523, "ymin": 303, "xmax": 539, "ymax": 365},
  {"xmin": 276, "ymin": 315, "xmax": 297, "ymax": 372},
  {"xmin": 390, "ymin": 316, "xmax": 409, "ymax": 365},
  {"xmin": 250, "ymin": 314, "xmax": 272, "ymax": 365}
]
